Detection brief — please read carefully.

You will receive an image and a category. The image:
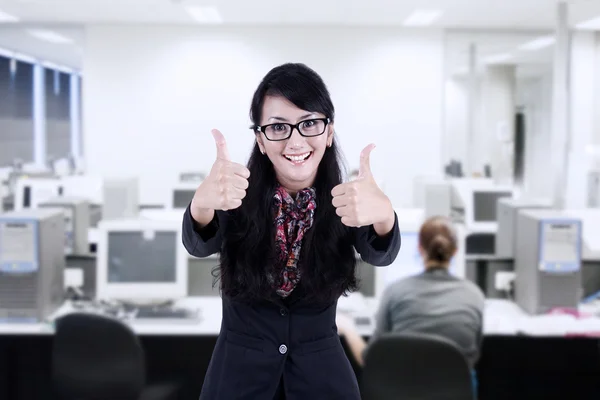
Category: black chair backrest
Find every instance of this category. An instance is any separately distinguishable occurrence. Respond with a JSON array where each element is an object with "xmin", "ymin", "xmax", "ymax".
[
  {"xmin": 361, "ymin": 332, "xmax": 474, "ymax": 400},
  {"xmin": 52, "ymin": 312, "xmax": 145, "ymax": 400}
]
